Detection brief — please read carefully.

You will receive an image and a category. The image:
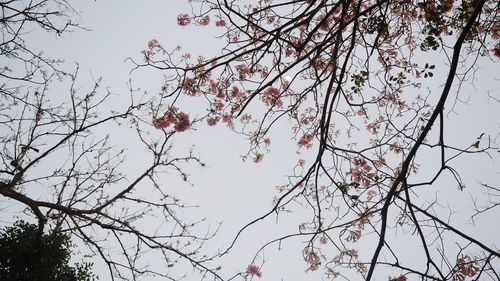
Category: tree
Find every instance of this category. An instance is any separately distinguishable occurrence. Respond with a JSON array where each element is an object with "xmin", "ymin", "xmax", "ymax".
[
  {"xmin": 134, "ymin": 0, "xmax": 500, "ymax": 280},
  {"xmin": 0, "ymin": 220, "xmax": 96, "ymax": 281},
  {"xmin": 0, "ymin": 1, "xmax": 220, "ymax": 281}
]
